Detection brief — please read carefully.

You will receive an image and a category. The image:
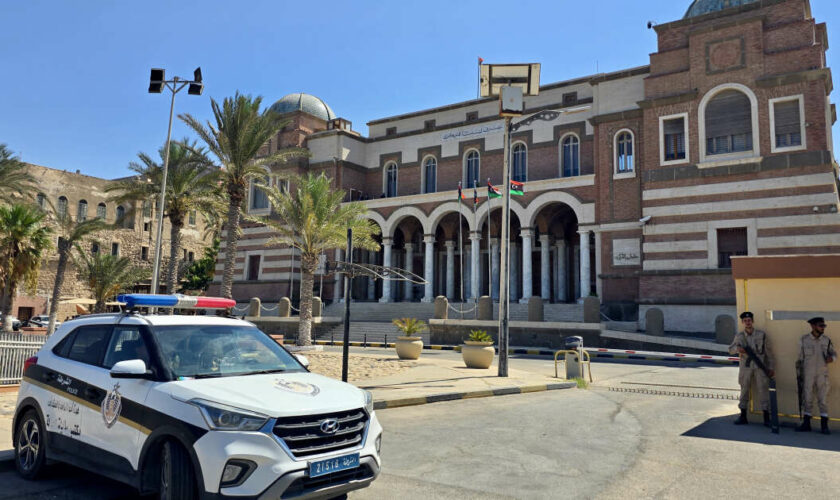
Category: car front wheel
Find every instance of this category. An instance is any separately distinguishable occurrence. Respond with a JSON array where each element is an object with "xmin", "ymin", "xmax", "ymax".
[
  {"xmin": 159, "ymin": 440, "xmax": 196, "ymax": 500},
  {"xmin": 15, "ymin": 410, "xmax": 47, "ymax": 479}
]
